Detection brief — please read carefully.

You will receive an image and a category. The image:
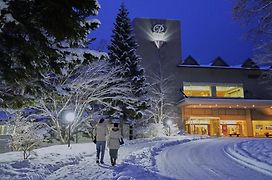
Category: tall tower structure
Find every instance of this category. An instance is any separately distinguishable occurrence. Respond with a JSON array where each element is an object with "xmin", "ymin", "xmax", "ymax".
[{"xmin": 133, "ymin": 18, "xmax": 183, "ymax": 101}]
